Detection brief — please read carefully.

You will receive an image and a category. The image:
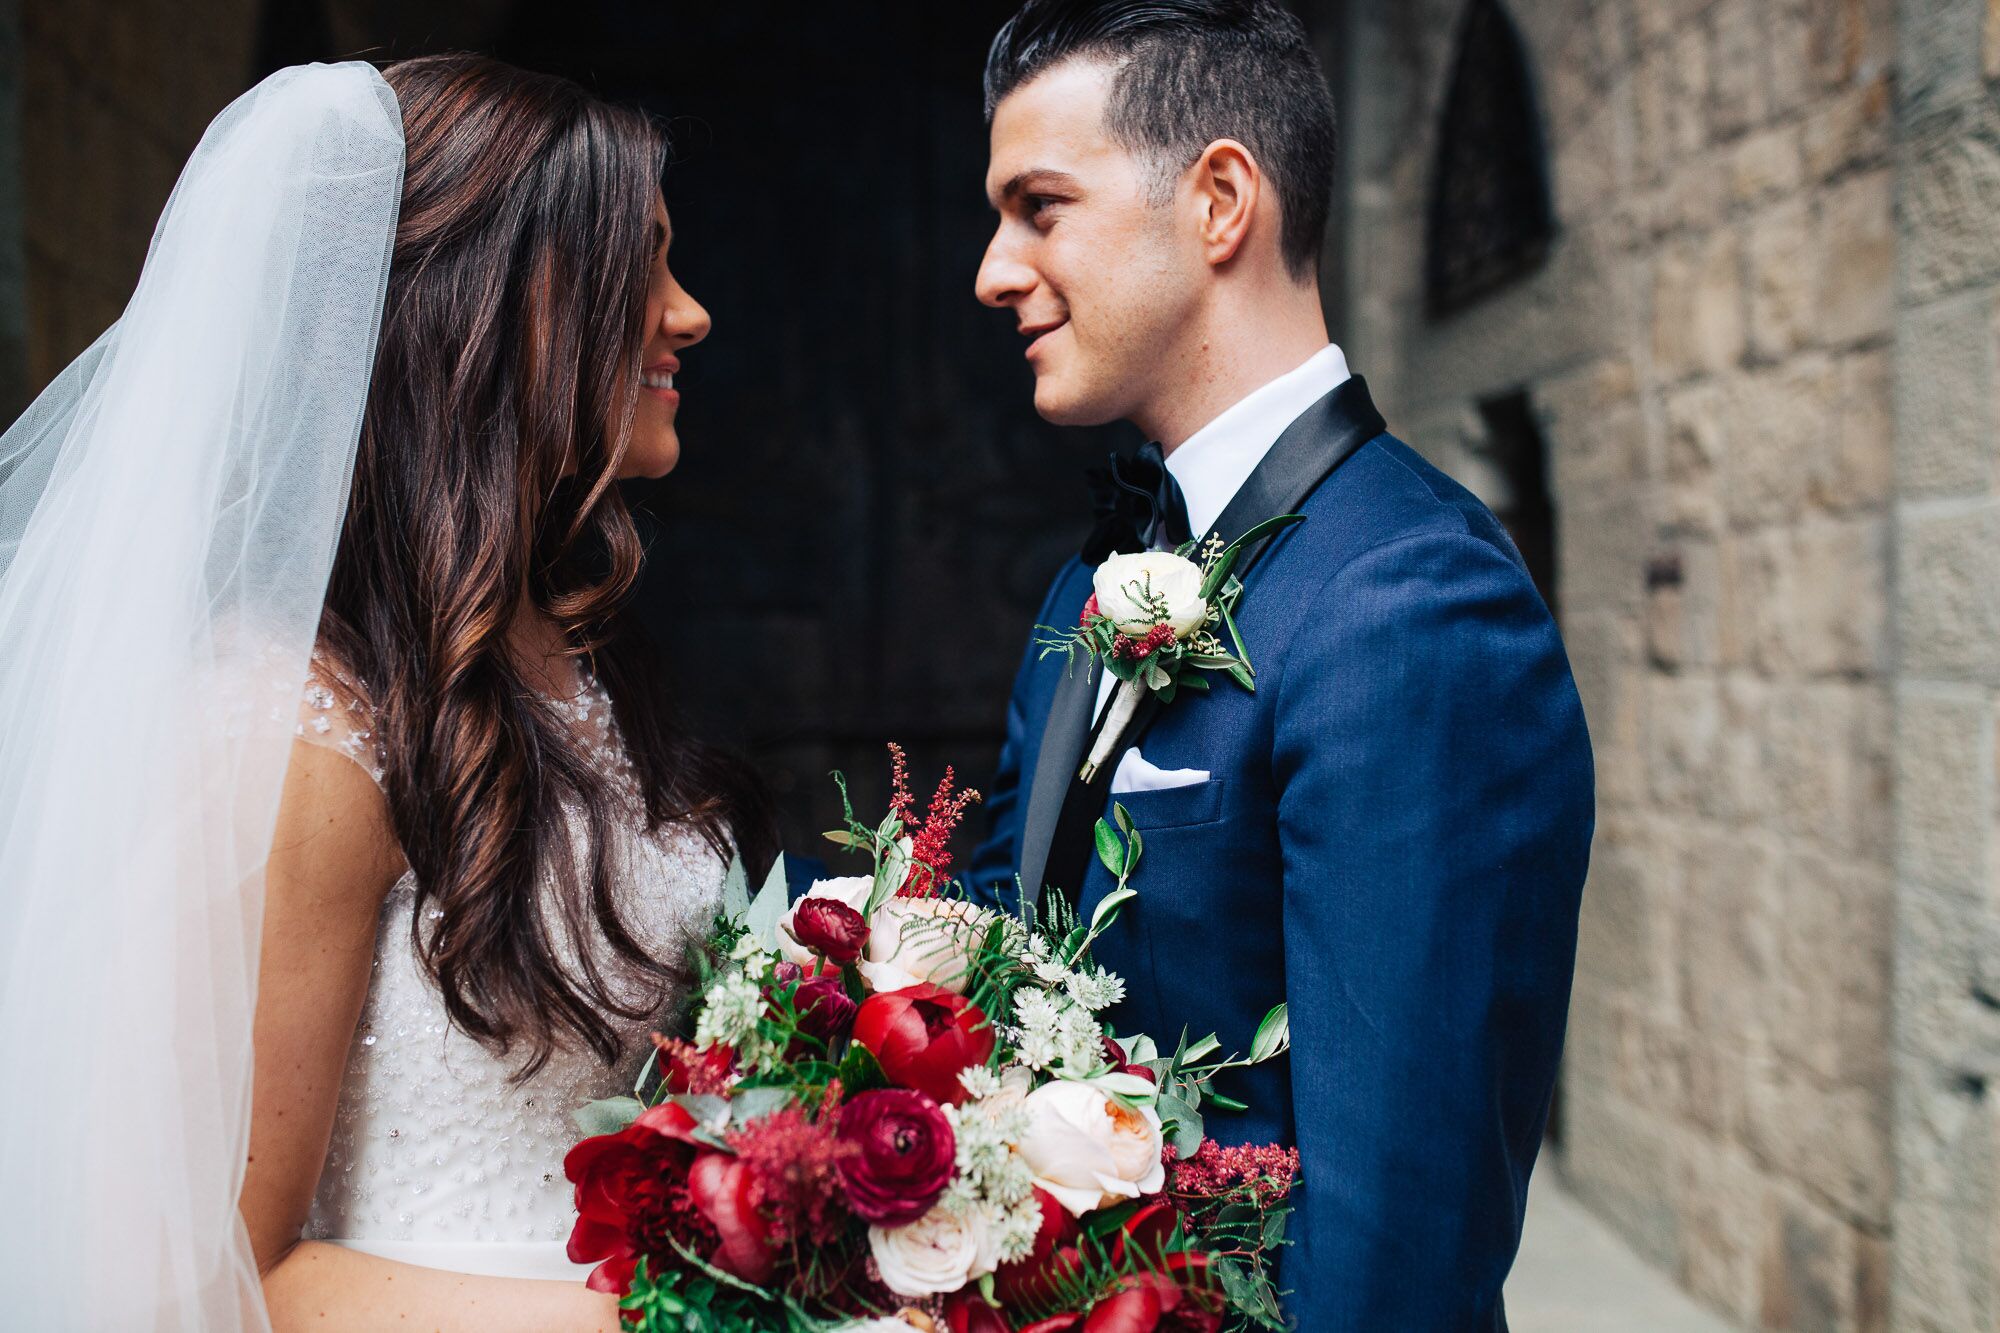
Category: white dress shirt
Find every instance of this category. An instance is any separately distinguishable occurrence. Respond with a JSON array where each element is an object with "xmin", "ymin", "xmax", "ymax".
[{"xmin": 1092, "ymin": 343, "xmax": 1352, "ymax": 721}]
